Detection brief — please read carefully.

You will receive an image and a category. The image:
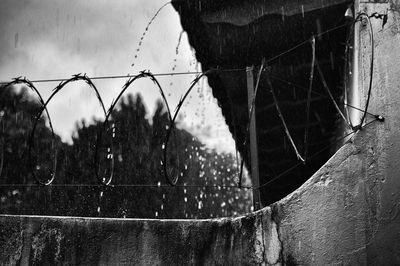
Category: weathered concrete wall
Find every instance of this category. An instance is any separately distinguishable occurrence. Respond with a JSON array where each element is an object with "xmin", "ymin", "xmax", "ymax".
[
  {"xmin": 1, "ymin": 1, "xmax": 400, "ymax": 265},
  {"xmin": 0, "ymin": 211, "xmax": 282, "ymax": 265}
]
